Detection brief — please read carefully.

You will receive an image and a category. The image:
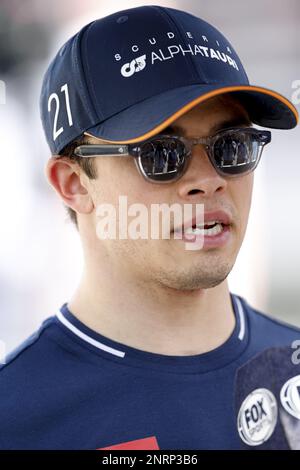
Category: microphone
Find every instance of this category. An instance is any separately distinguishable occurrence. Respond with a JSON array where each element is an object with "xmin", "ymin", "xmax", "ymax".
[{"xmin": 234, "ymin": 345, "xmax": 300, "ymax": 449}]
